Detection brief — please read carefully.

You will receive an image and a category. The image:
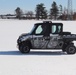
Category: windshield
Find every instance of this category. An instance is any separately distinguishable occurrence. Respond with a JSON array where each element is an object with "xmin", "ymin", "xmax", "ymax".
[{"xmin": 30, "ymin": 25, "xmax": 36, "ymax": 34}]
